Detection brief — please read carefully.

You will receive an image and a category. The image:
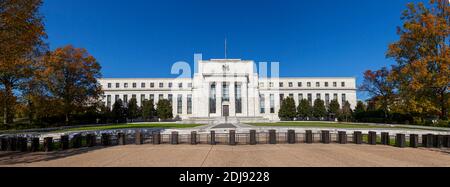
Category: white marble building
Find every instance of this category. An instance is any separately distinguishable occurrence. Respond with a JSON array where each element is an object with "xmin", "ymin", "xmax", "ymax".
[{"xmin": 99, "ymin": 59, "xmax": 357, "ymax": 122}]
